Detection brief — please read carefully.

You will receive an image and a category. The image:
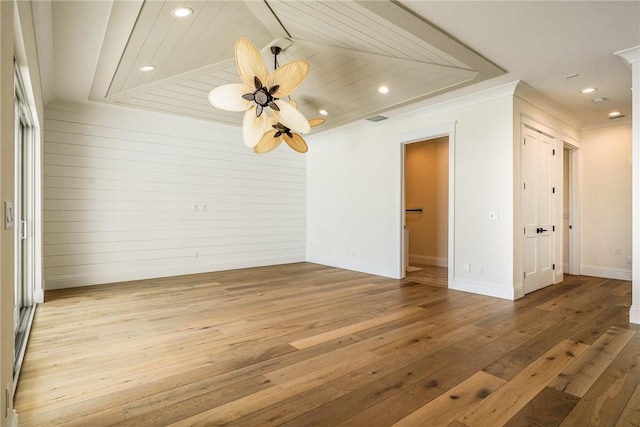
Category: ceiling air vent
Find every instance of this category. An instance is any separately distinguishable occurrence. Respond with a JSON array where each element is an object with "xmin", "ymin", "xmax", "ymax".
[
  {"xmin": 366, "ymin": 115, "xmax": 388, "ymax": 122},
  {"xmin": 609, "ymin": 114, "xmax": 626, "ymax": 120}
]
